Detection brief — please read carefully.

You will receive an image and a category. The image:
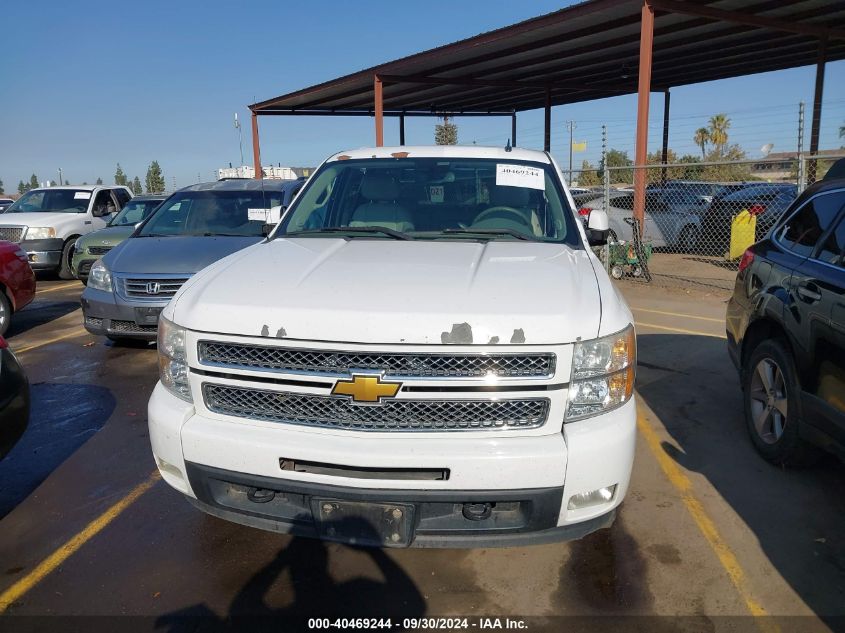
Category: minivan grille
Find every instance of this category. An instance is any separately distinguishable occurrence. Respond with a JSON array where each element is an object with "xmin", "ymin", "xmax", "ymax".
[
  {"xmin": 203, "ymin": 383, "xmax": 549, "ymax": 432},
  {"xmin": 123, "ymin": 277, "xmax": 189, "ymax": 298},
  {"xmin": 197, "ymin": 343, "xmax": 555, "ymax": 379},
  {"xmin": 0, "ymin": 227, "xmax": 24, "ymax": 243}
]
